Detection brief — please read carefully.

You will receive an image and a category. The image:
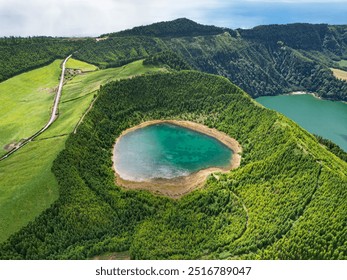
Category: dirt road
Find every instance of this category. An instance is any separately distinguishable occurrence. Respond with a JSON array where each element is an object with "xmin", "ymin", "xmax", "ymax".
[{"xmin": 0, "ymin": 55, "xmax": 72, "ymax": 161}]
